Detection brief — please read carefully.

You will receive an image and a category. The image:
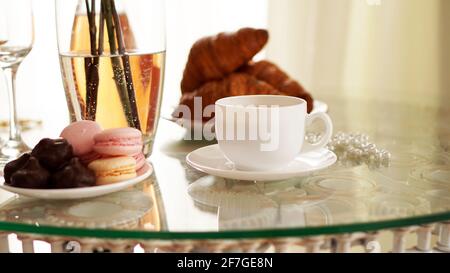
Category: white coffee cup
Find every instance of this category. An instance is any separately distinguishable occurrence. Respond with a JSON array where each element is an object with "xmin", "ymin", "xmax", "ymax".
[{"xmin": 215, "ymin": 95, "xmax": 333, "ymax": 171}]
